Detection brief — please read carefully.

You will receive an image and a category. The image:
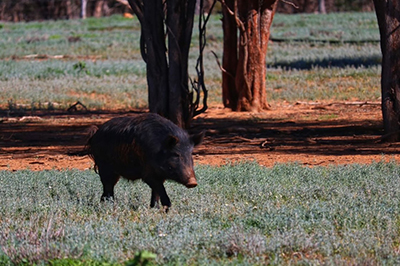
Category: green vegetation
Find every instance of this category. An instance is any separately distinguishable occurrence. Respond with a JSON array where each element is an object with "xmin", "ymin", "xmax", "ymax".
[
  {"xmin": 1, "ymin": 162, "xmax": 400, "ymax": 265},
  {"xmin": 0, "ymin": 12, "xmax": 381, "ymax": 111},
  {"xmin": 271, "ymin": 12, "xmax": 379, "ymax": 42},
  {"xmin": 0, "ymin": 15, "xmax": 141, "ymax": 60}
]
